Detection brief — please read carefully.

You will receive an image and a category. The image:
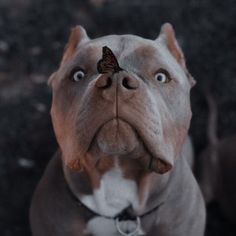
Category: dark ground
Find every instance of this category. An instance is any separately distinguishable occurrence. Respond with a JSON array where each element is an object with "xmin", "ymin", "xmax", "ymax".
[{"xmin": 0, "ymin": 0, "xmax": 236, "ymax": 235}]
